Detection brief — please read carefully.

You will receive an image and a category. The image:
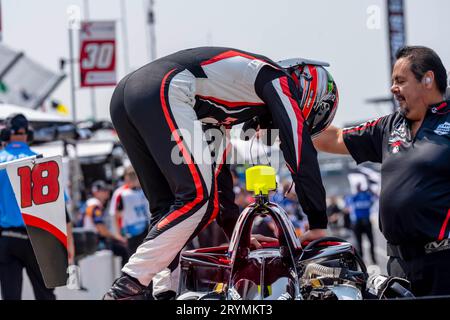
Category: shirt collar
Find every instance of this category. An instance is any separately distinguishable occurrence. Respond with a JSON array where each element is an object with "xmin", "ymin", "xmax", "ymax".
[
  {"xmin": 429, "ymin": 100, "xmax": 450, "ymax": 115},
  {"xmin": 5, "ymin": 141, "xmax": 29, "ymax": 150}
]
